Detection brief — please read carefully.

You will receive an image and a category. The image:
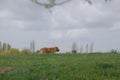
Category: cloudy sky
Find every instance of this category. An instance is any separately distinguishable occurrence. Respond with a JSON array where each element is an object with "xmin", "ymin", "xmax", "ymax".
[{"xmin": 0, "ymin": 0, "xmax": 120, "ymax": 52}]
